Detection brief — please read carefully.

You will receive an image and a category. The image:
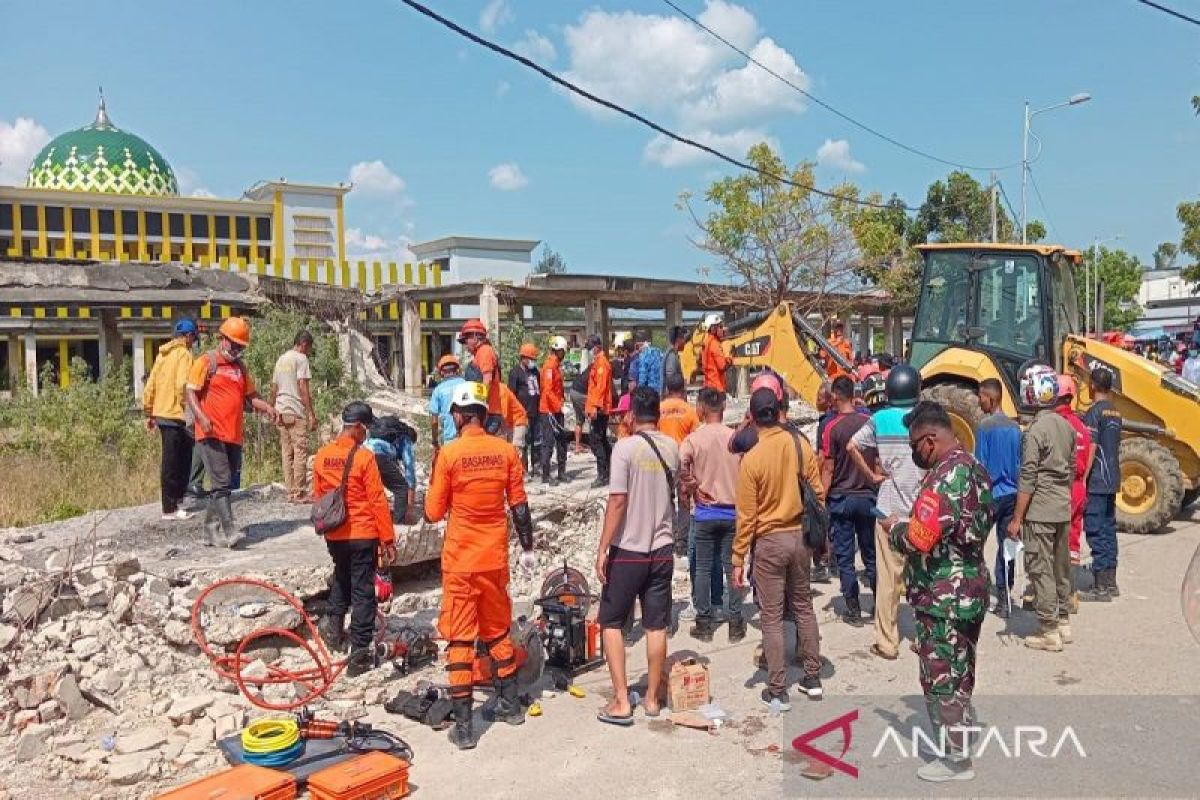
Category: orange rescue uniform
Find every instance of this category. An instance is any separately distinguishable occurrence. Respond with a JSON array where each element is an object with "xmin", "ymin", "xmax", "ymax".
[
  {"xmin": 702, "ymin": 334, "xmax": 731, "ymax": 391},
  {"xmin": 425, "ymin": 426, "xmax": 528, "ymax": 698},
  {"xmin": 312, "ymin": 435, "xmax": 395, "ymax": 544},
  {"xmin": 539, "ymin": 354, "xmax": 564, "ymax": 414},
  {"xmin": 585, "ymin": 353, "xmax": 613, "ymax": 416},
  {"xmin": 187, "ymin": 352, "xmax": 255, "ymax": 445},
  {"xmin": 824, "ymin": 332, "xmax": 853, "ymax": 378},
  {"xmin": 472, "ymin": 342, "xmax": 502, "ymax": 415},
  {"xmin": 499, "ymin": 383, "xmax": 528, "ymax": 430},
  {"xmin": 659, "ymin": 396, "xmax": 701, "ymax": 444}
]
